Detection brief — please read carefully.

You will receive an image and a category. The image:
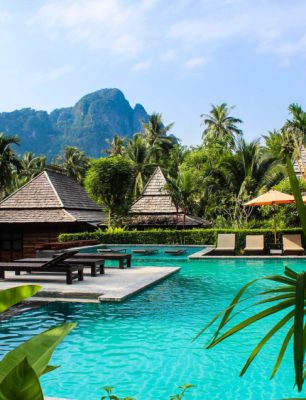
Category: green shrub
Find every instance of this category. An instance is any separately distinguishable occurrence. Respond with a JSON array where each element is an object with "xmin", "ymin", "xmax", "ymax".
[{"xmin": 58, "ymin": 227, "xmax": 303, "ymax": 251}]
